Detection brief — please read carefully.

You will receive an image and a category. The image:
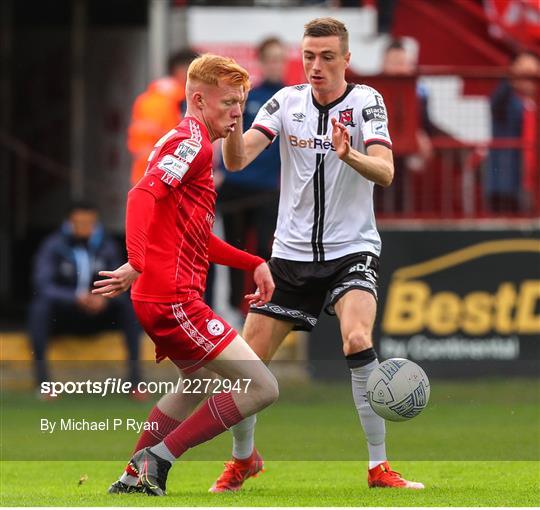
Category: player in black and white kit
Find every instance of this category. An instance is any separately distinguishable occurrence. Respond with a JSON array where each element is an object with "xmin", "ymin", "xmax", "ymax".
[{"xmin": 212, "ymin": 17, "xmax": 424, "ymax": 491}]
